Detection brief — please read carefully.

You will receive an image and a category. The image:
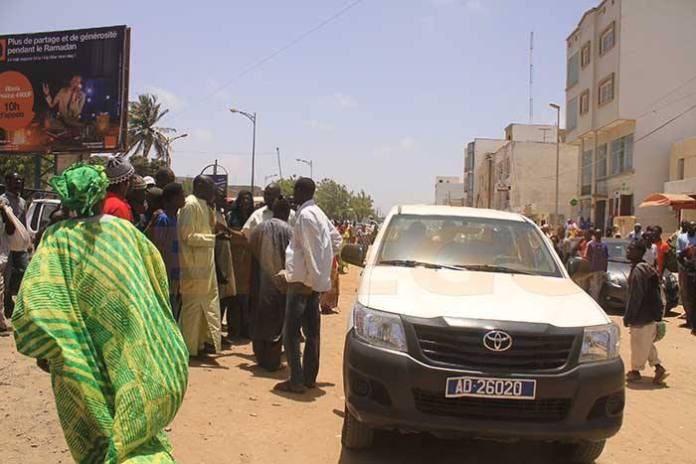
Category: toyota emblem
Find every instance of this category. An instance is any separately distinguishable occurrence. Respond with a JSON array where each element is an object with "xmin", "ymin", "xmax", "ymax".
[{"xmin": 483, "ymin": 330, "xmax": 513, "ymax": 352}]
